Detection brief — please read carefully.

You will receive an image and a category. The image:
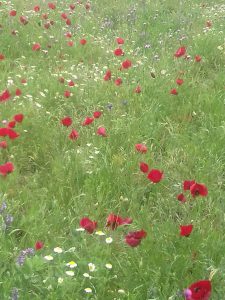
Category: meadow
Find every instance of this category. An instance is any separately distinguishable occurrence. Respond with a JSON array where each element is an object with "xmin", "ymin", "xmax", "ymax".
[{"xmin": 0, "ymin": 0, "xmax": 225, "ymax": 299}]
